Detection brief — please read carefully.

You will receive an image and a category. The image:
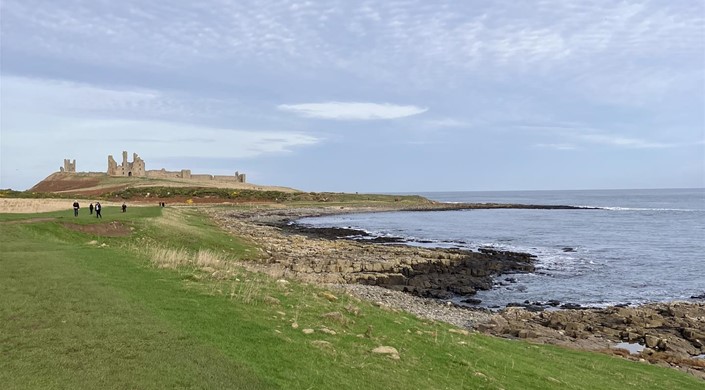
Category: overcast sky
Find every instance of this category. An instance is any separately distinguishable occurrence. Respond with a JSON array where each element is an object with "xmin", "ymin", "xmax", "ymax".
[{"xmin": 1, "ymin": 0, "xmax": 703, "ymax": 192}]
